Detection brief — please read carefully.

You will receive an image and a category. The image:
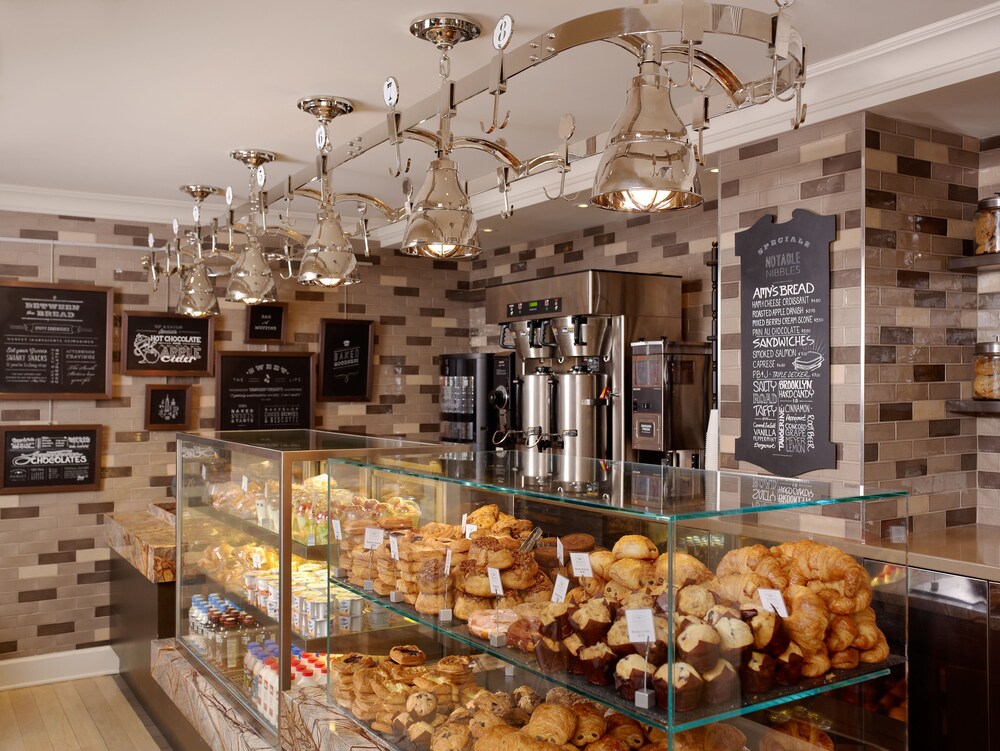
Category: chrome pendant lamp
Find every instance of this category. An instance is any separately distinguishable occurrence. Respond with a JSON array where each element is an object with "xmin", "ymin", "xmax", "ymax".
[
  {"xmin": 225, "ymin": 150, "xmax": 279, "ymax": 304},
  {"xmin": 591, "ymin": 54, "xmax": 702, "ymax": 212},
  {"xmin": 176, "ymin": 262, "xmax": 220, "ymax": 317}
]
